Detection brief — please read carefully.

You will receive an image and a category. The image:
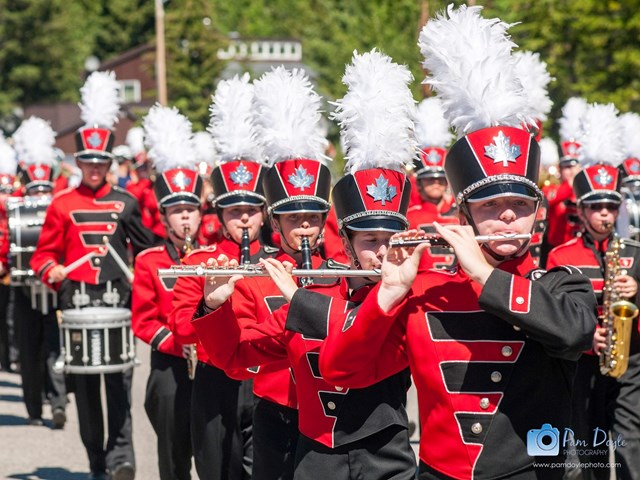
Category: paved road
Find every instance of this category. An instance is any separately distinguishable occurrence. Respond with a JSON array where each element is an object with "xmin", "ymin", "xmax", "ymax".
[{"xmin": 0, "ymin": 341, "xmax": 195, "ymax": 480}]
